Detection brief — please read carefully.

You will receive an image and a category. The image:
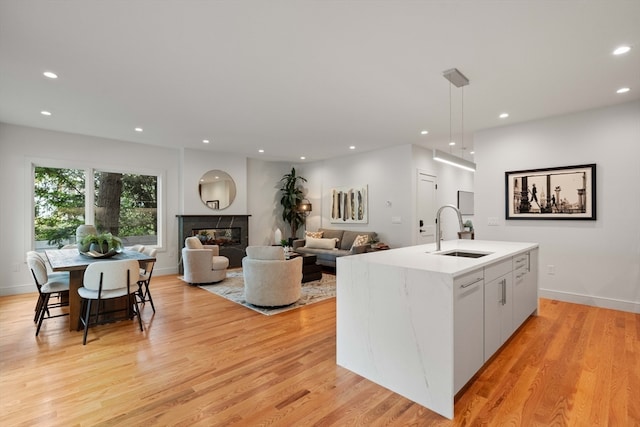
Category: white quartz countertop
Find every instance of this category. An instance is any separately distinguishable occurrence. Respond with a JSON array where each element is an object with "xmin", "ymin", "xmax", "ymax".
[{"xmin": 348, "ymin": 239, "xmax": 538, "ymax": 277}]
